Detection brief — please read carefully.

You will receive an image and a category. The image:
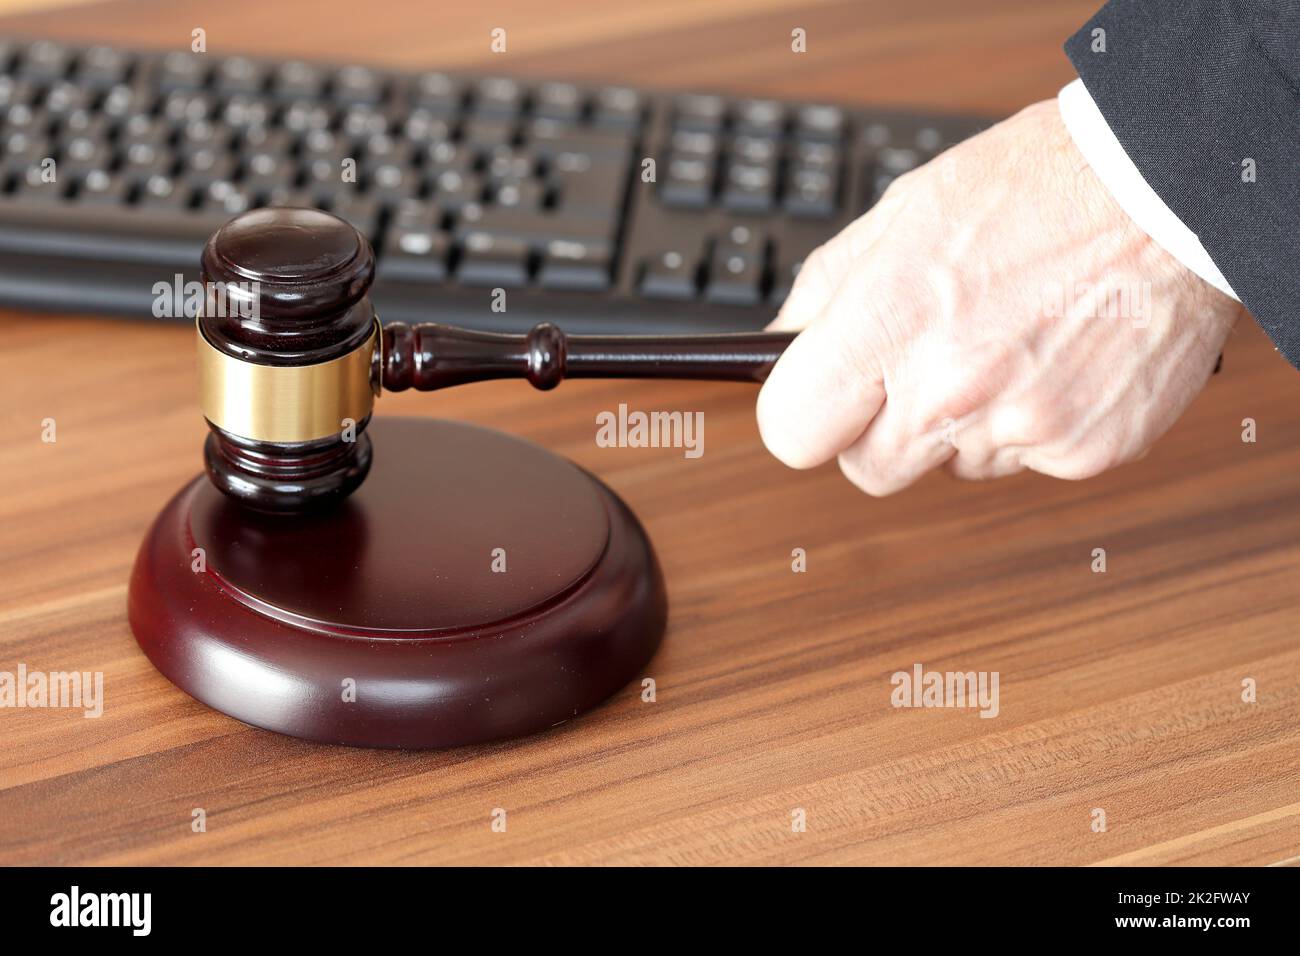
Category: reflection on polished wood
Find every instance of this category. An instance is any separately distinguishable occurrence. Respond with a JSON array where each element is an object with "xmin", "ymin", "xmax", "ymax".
[{"xmin": 2, "ymin": 0, "xmax": 1298, "ymax": 865}]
